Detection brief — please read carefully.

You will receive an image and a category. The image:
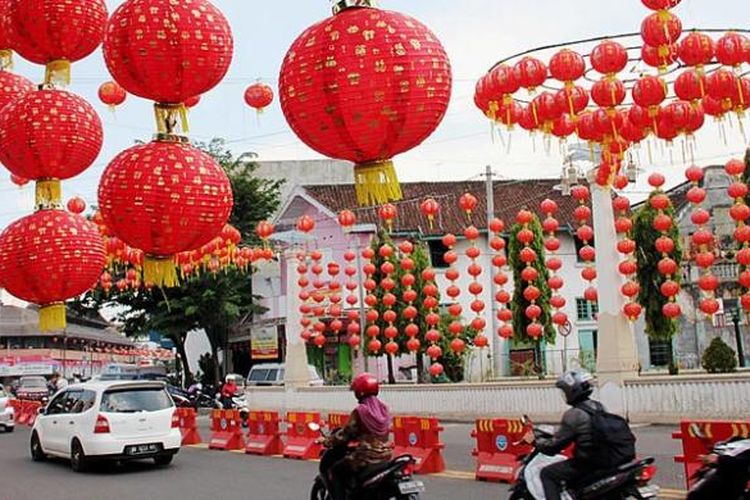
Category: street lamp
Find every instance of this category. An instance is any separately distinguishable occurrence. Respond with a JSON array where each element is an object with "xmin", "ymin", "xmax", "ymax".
[{"xmin": 728, "ymin": 307, "xmax": 746, "ymax": 368}]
